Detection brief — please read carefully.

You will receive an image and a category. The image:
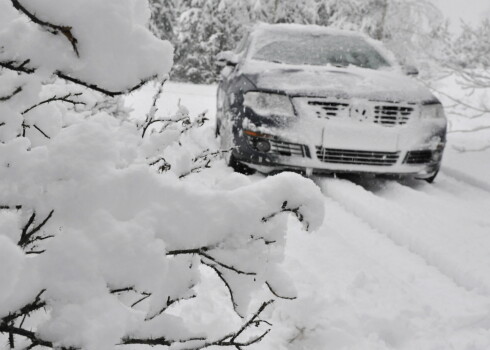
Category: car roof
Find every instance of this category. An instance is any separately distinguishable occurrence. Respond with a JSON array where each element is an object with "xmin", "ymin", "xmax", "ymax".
[
  {"xmin": 250, "ymin": 23, "xmax": 367, "ymax": 39},
  {"xmin": 246, "ymin": 23, "xmax": 398, "ymax": 66}
]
